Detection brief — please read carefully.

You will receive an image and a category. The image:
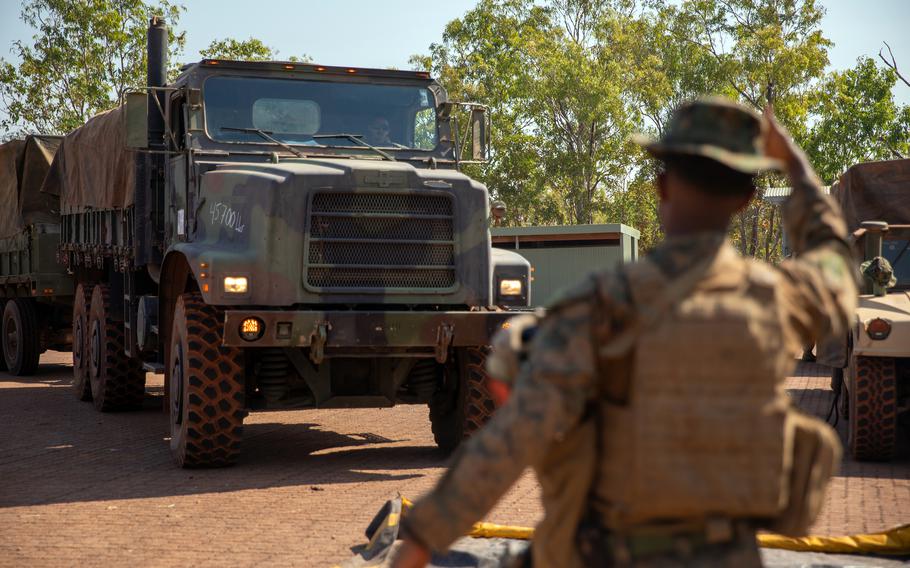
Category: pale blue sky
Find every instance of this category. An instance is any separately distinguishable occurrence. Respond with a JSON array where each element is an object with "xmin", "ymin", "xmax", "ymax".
[{"xmin": 0, "ymin": 0, "xmax": 908, "ymax": 108}]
